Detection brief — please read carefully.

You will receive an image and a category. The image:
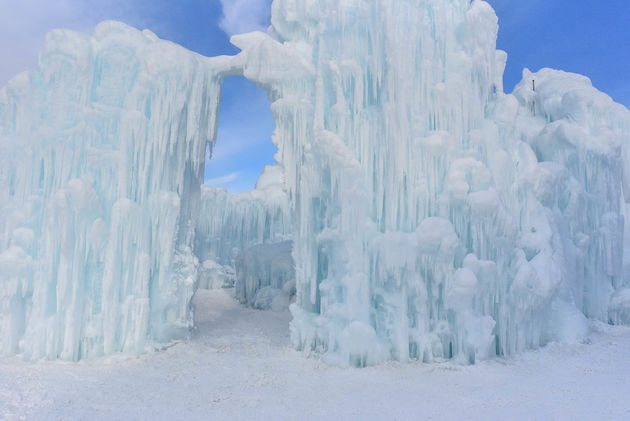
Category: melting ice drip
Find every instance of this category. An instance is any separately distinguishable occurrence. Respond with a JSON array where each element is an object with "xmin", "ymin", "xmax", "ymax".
[{"xmin": 1, "ymin": 0, "xmax": 629, "ymax": 365}]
